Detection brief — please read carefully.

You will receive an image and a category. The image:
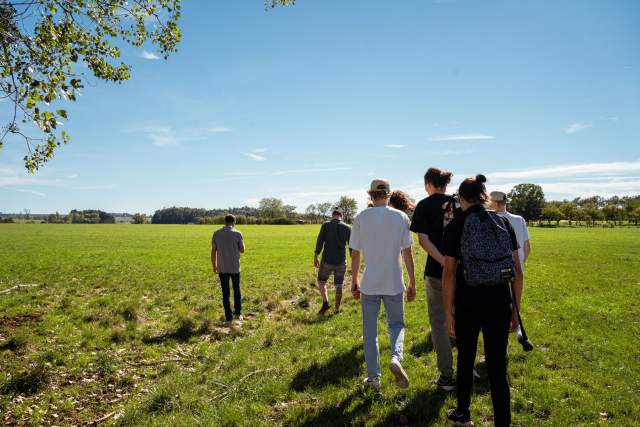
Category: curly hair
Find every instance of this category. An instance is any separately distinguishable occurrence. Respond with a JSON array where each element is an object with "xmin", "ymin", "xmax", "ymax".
[{"xmin": 389, "ymin": 190, "xmax": 415, "ymax": 213}]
